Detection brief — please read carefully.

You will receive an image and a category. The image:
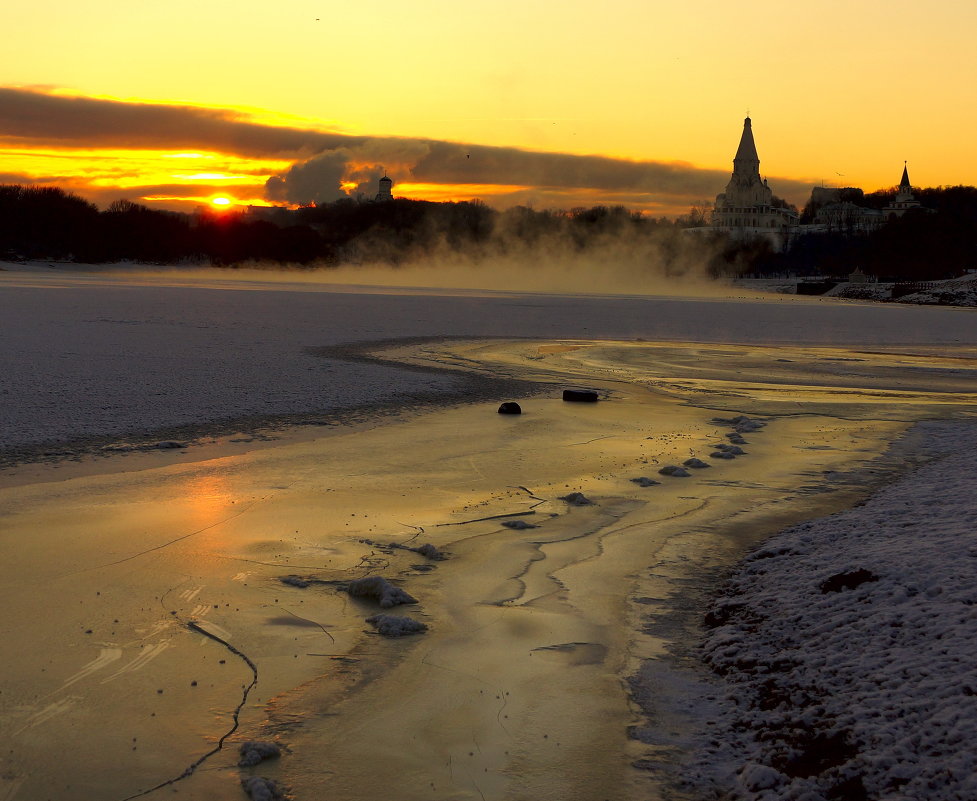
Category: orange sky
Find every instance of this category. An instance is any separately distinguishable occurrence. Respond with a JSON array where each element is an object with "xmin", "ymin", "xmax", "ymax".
[{"xmin": 2, "ymin": 1, "xmax": 975, "ymax": 216}]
